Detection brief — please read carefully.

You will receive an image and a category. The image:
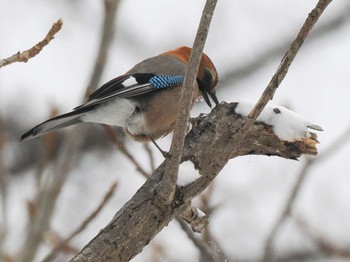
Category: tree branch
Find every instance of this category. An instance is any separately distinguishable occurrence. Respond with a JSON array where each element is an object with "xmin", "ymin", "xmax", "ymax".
[
  {"xmin": 70, "ymin": 102, "xmax": 320, "ymax": 262},
  {"xmin": 176, "ymin": 219, "xmax": 215, "ymax": 261},
  {"xmin": 239, "ymin": 0, "xmax": 332, "ymax": 142},
  {"xmin": 68, "ymin": 0, "xmax": 332, "ymax": 259},
  {"xmin": 86, "ymin": 0, "xmax": 121, "ymax": 96},
  {"xmin": 159, "ymin": 0, "xmax": 218, "ymax": 204},
  {"xmin": 220, "ymin": 2, "xmax": 350, "ymax": 87},
  {"xmin": 18, "ymin": 2, "xmax": 120, "ymax": 261},
  {"xmin": 42, "ymin": 182, "xmax": 118, "ymax": 262},
  {"xmin": 0, "ymin": 19, "xmax": 62, "ymax": 69},
  {"xmin": 262, "ymin": 125, "xmax": 350, "ymax": 261}
]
